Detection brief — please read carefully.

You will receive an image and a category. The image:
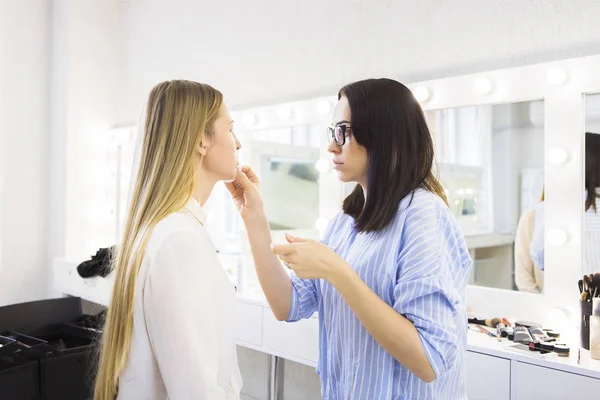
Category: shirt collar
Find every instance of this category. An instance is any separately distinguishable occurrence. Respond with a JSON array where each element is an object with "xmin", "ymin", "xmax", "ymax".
[{"xmin": 185, "ymin": 197, "xmax": 207, "ymax": 225}]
